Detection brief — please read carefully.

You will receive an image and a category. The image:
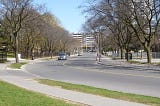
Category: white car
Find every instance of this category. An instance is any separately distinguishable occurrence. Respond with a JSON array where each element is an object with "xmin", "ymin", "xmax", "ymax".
[
  {"xmin": 78, "ymin": 52, "xmax": 82, "ymax": 56},
  {"xmin": 58, "ymin": 53, "xmax": 67, "ymax": 60}
]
